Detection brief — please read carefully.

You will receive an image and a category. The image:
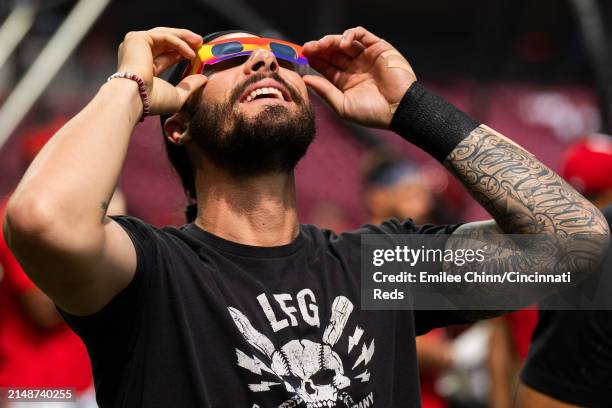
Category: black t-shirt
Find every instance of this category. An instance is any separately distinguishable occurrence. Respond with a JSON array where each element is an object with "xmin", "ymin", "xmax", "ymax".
[
  {"xmin": 61, "ymin": 217, "xmax": 467, "ymax": 408},
  {"xmin": 521, "ymin": 205, "xmax": 612, "ymax": 407}
]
